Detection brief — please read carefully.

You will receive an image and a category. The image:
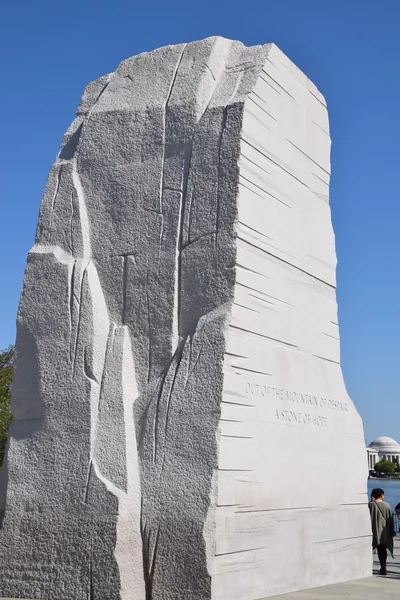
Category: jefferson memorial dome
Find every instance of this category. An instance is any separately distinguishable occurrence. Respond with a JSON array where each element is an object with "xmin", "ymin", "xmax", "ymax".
[{"xmin": 367, "ymin": 436, "xmax": 400, "ymax": 470}]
